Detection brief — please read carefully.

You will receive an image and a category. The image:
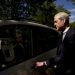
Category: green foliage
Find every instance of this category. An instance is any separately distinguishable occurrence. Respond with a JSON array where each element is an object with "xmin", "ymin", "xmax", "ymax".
[
  {"xmin": 0, "ymin": 0, "xmax": 12, "ymax": 19},
  {"xmin": 29, "ymin": 0, "xmax": 57, "ymax": 26},
  {"xmin": 0, "ymin": 0, "xmax": 70, "ymax": 27},
  {"xmin": 70, "ymin": 22, "xmax": 75, "ymax": 28},
  {"xmin": 0, "ymin": 0, "xmax": 57, "ymax": 27}
]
